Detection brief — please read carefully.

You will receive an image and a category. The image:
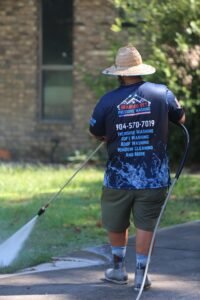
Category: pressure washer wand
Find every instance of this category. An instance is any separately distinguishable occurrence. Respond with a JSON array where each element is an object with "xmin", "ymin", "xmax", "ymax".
[
  {"xmin": 136, "ymin": 123, "xmax": 190, "ymax": 300},
  {"xmin": 37, "ymin": 141, "xmax": 105, "ymax": 217}
]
